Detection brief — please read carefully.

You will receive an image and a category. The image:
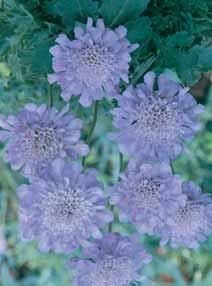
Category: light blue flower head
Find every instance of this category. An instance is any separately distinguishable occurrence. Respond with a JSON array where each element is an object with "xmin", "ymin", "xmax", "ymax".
[
  {"xmin": 0, "ymin": 104, "xmax": 88, "ymax": 175},
  {"xmin": 18, "ymin": 159, "xmax": 113, "ymax": 253},
  {"xmin": 110, "ymin": 71, "xmax": 204, "ymax": 162},
  {"xmin": 48, "ymin": 18, "xmax": 138, "ymax": 106},
  {"xmin": 71, "ymin": 233, "xmax": 152, "ymax": 286}
]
